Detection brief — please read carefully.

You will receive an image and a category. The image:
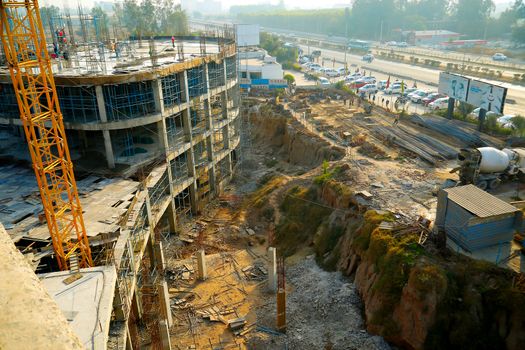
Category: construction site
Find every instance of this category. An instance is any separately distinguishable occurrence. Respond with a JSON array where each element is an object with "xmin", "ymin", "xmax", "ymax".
[{"xmin": 2, "ymin": 1, "xmax": 525, "ymax": 350}]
